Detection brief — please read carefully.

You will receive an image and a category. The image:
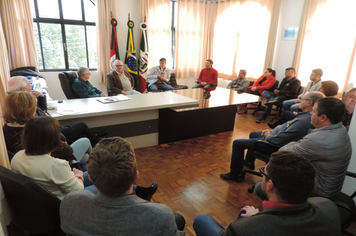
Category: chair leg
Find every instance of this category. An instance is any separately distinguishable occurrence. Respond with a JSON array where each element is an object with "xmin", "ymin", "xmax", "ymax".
[{"xmin": 248, "ymin": 185, "xmax": 255, "ymax": 193}]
